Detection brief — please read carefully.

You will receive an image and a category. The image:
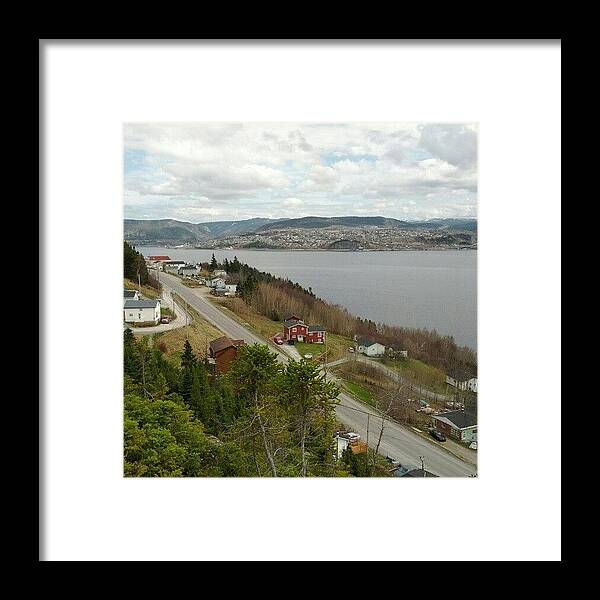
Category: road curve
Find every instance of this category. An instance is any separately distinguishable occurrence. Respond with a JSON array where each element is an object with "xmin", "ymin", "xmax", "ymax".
[{"xmin": 158, "ymin": 271, "xmax": 476, "ymax": 477}]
